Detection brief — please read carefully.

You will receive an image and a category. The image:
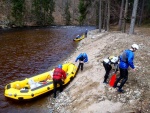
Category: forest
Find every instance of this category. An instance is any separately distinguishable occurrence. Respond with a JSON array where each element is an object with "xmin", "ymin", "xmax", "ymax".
[{"xmin": 0, "ymin": 0, "xmax": 150, "ymax": 32}]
